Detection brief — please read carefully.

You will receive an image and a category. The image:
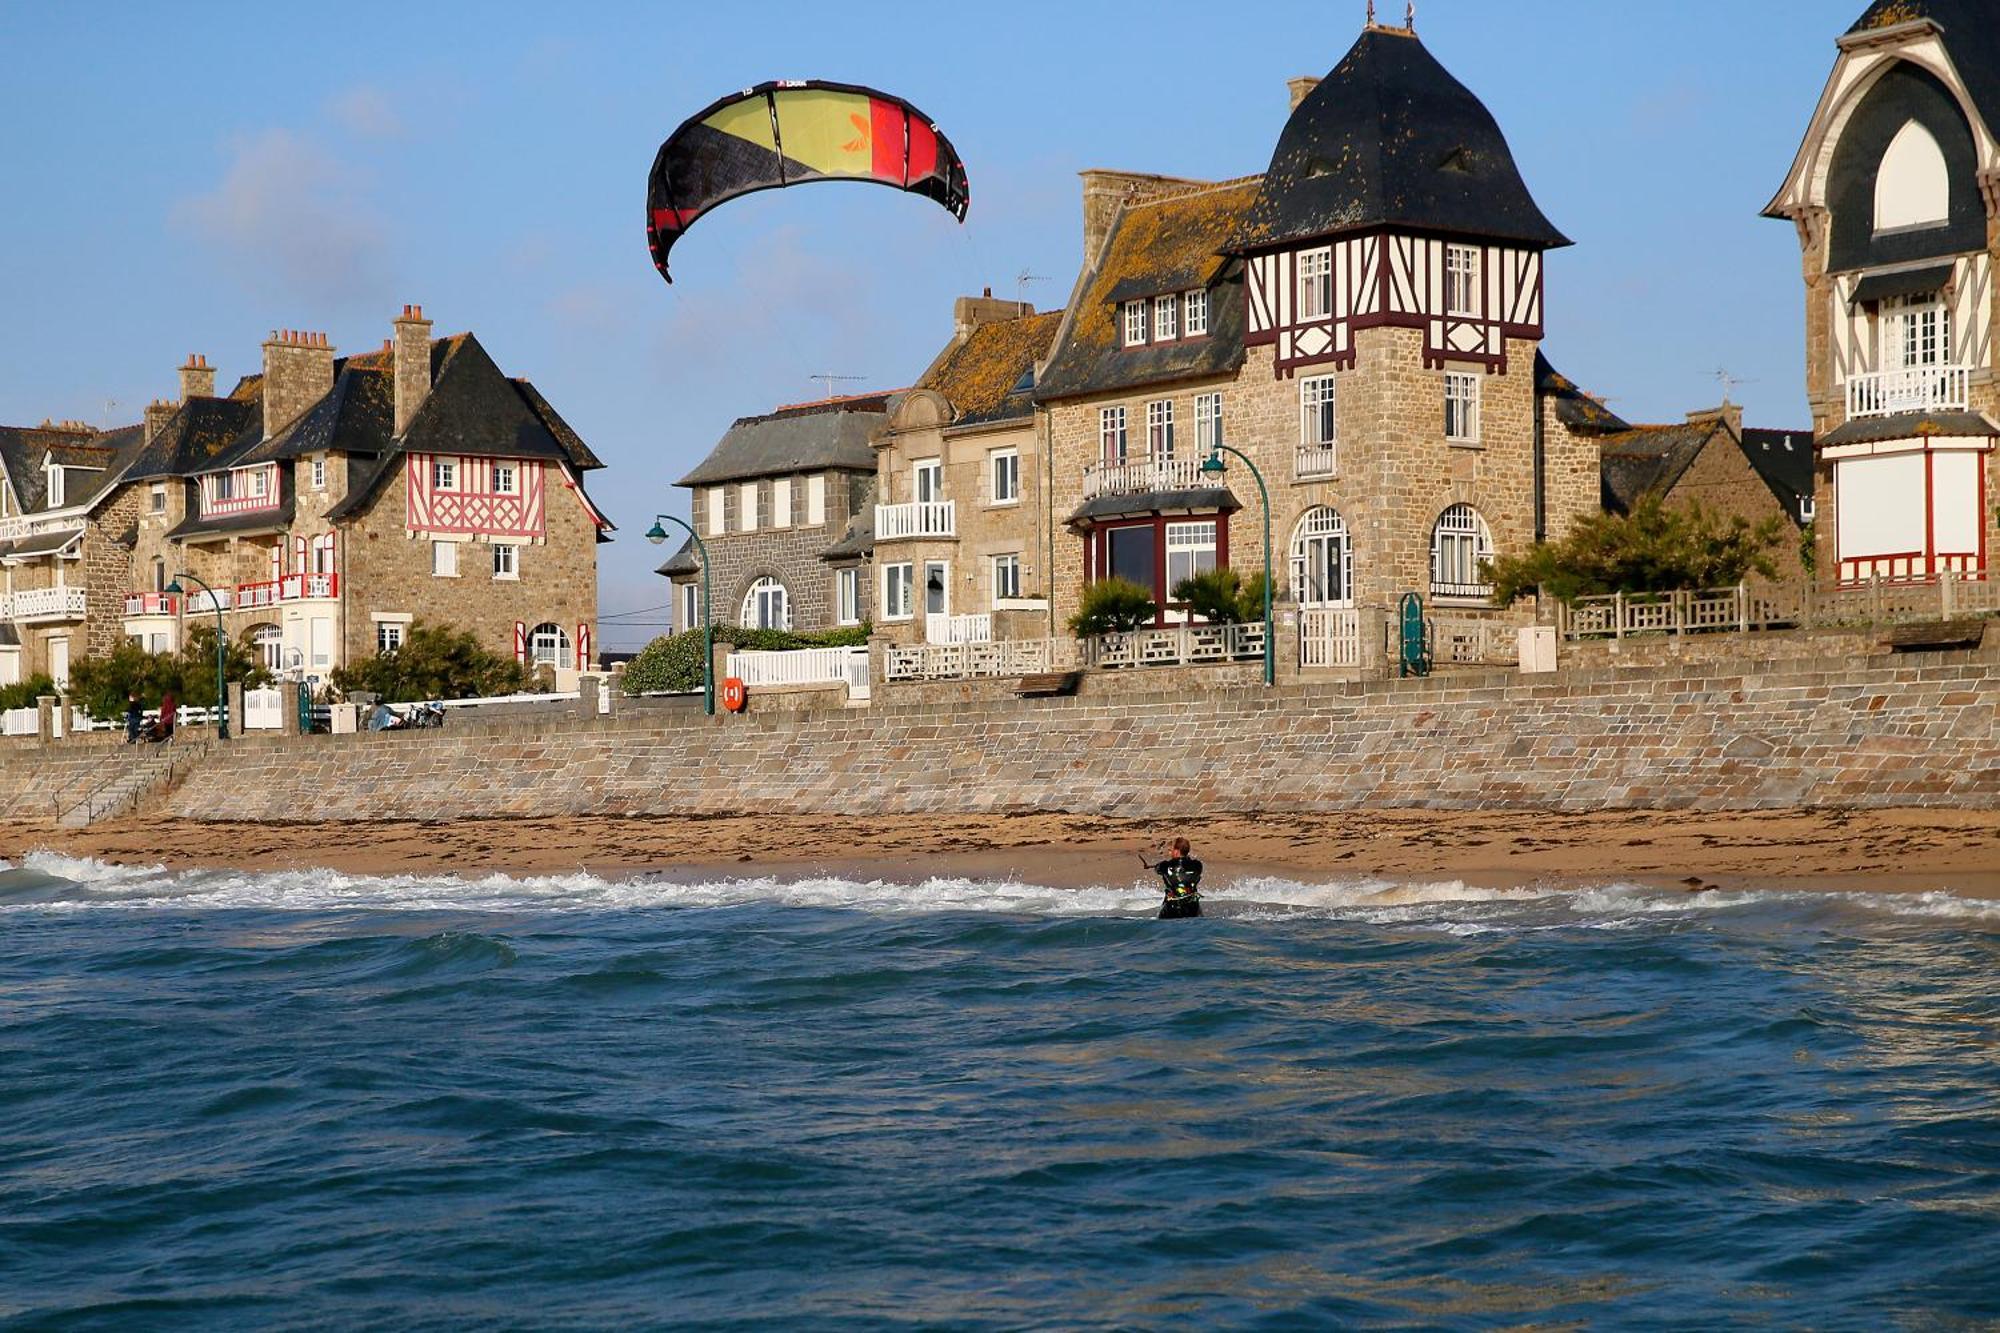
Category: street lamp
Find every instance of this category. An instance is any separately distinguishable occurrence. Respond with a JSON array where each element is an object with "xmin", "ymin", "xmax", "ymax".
[
  {"xmin": 1200, "ymin": 446, "xmax": 1275, "ymax": 687},
  {"xmin": 645, "ymin": 514, "xmax": 715, "ymax": 716},
  {"xmin": 164, "ymin": 572, "xmax": 229, "ymax": 739}
]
